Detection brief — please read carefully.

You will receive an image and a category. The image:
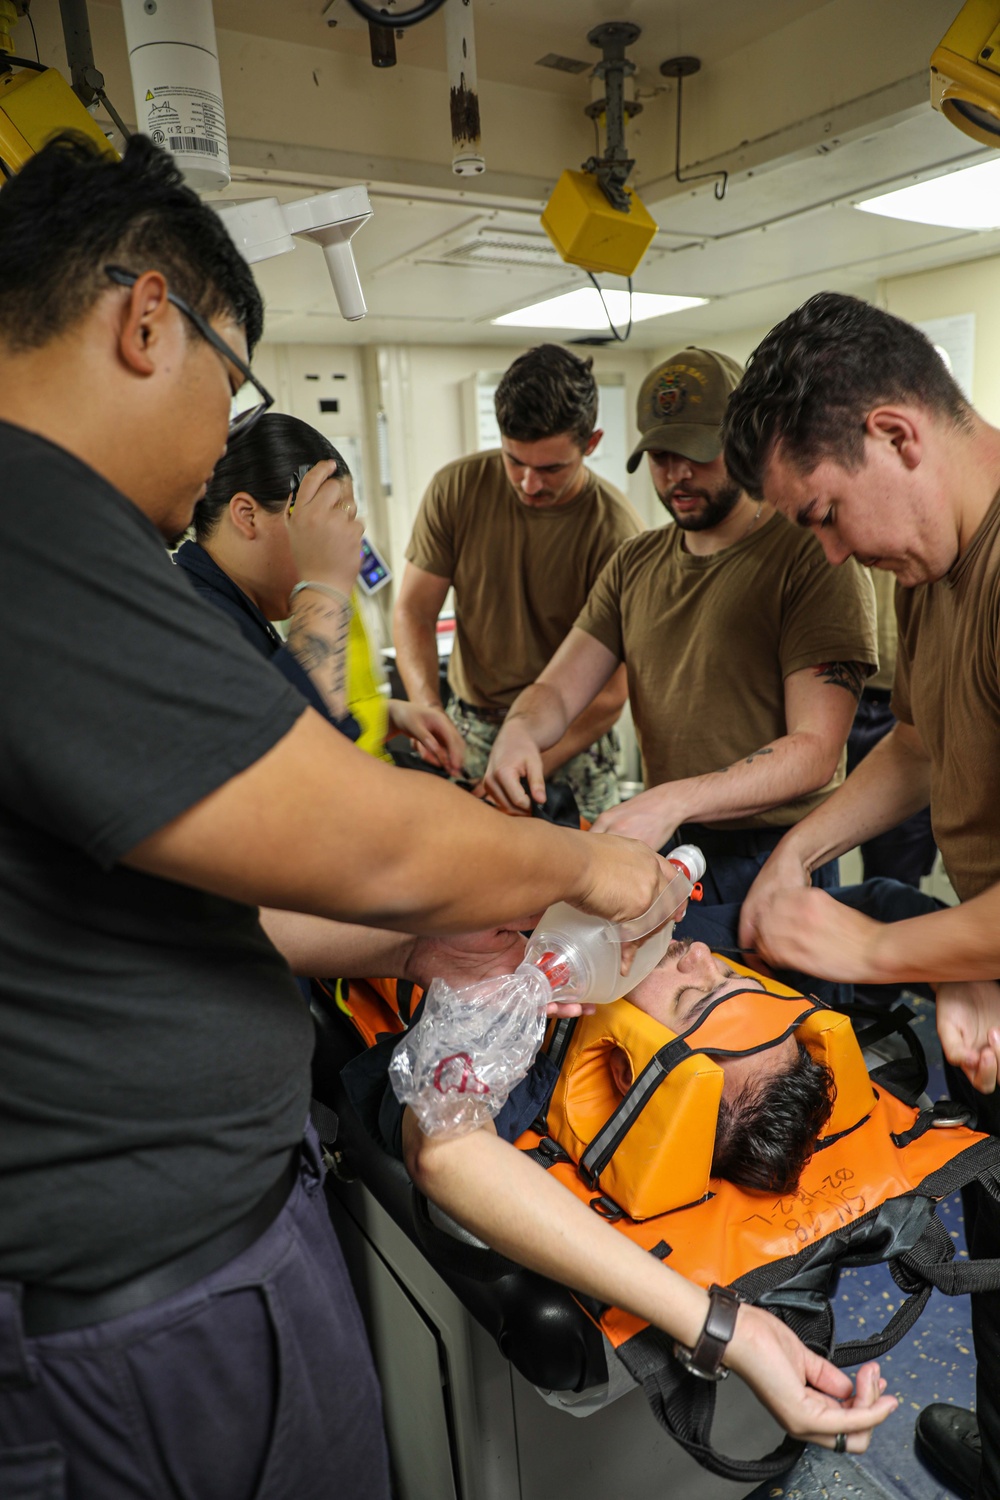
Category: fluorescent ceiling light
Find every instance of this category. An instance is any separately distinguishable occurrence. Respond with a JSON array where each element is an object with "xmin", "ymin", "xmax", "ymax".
[
  {"xmin": 492, "ymin": 288, "xmax": 707, "ymax": 329},
  {"xmin": 856, "ymin": 158, "xmax": 1000, "ymax": 230}
]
